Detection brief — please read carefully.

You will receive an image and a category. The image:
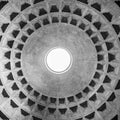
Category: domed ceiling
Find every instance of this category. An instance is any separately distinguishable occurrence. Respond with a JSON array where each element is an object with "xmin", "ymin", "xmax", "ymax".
[{"xmin": 0, "ymin": 0, "xmax": 120, "ymax": 120}]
